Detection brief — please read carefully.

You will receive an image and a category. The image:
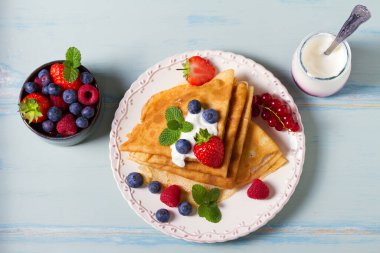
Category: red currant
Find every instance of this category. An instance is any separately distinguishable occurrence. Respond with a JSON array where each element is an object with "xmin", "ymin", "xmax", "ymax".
[
  {"xmin": 270, "ymin": 98, "xmax": 281, "ymax": 109},
  {"xmin": 261, "ymin": 108, "xmax": 271, "ymax": 120},
  {"xmin": 261, "ymin": 93, "xmax": 272, "ymax": 106},
  {"xmin": 284, "ymin": 117, "xmax": 295, "ymax": 129},
  {"xmin": 268, "ymin": 115, "xmax": 278, "ymax": 127},
  {"xmin": 252, "ymin": 105, "xmax": 260, "ymax": 117},
  {"xmin": 275, "ymin": 121, "xmax": 285, "ymax": 131},
  {"xmin": 291, "ymin": 122, "xmax": 300, "ymax": 132},
  {"xmin": 253, "ymin": 95, "xmax": 262, "ymax": 105},
  {"xmin": 276, "ymin": 104, "xmax": 290, "ymax": 117}
]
